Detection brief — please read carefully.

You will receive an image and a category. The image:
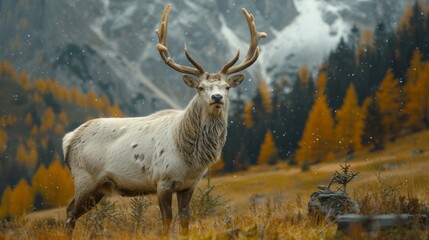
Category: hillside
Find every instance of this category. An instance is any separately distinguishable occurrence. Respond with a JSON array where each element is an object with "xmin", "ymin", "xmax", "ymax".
[
  {"xmin": 0, "ymin": 60, "xmax": 123, "ymax": 215},
  {"xmin": 21, "ymin": 129, "xmax": 429, "ymax": 239}
]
